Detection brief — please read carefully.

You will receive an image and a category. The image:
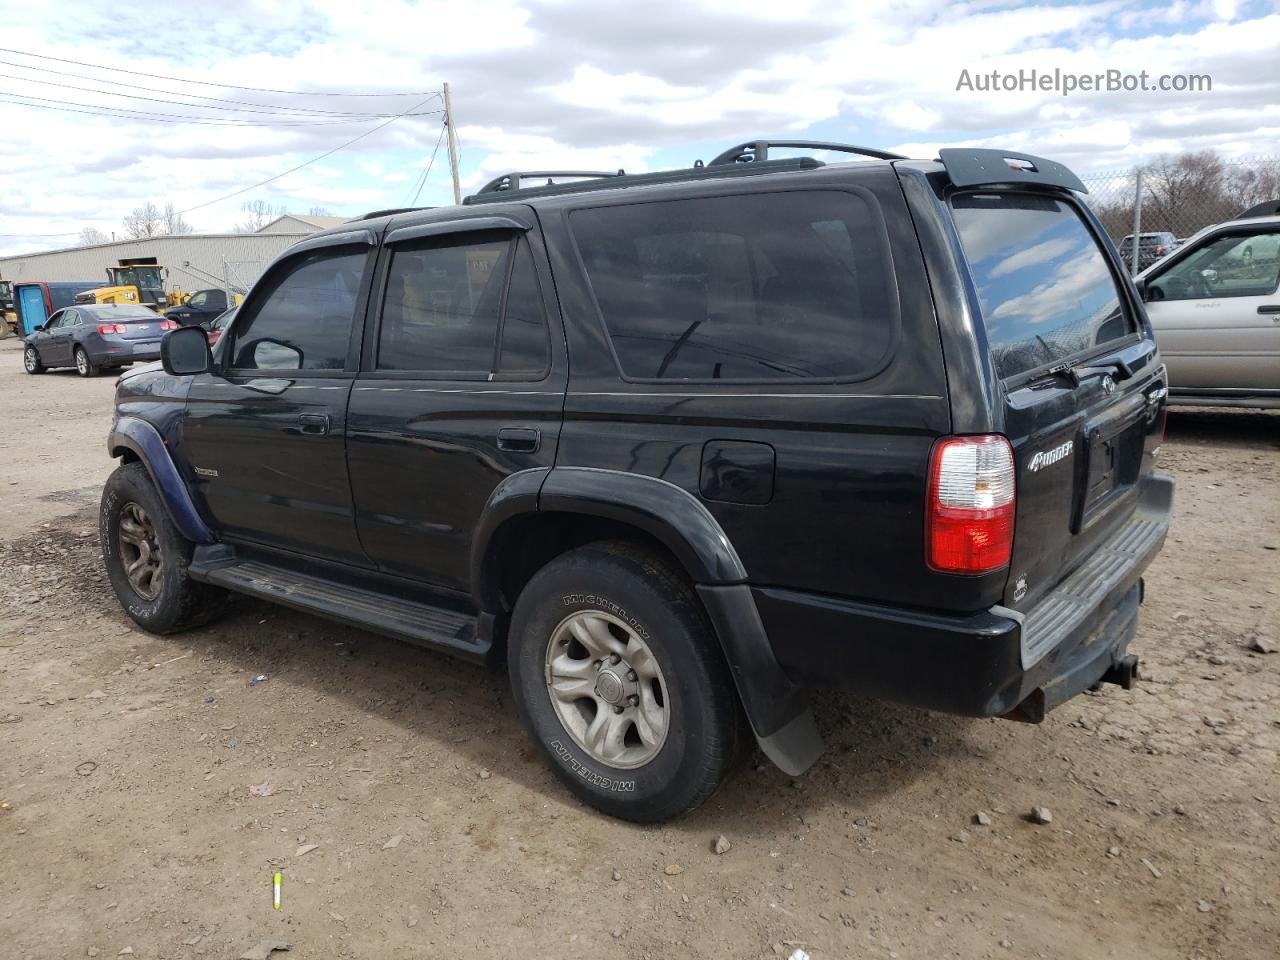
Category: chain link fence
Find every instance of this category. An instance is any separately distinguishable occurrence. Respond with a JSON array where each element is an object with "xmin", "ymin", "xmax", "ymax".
[{"xmin": 1079, "ymin": 153, "xmax": 1280, "ymax": 273}]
